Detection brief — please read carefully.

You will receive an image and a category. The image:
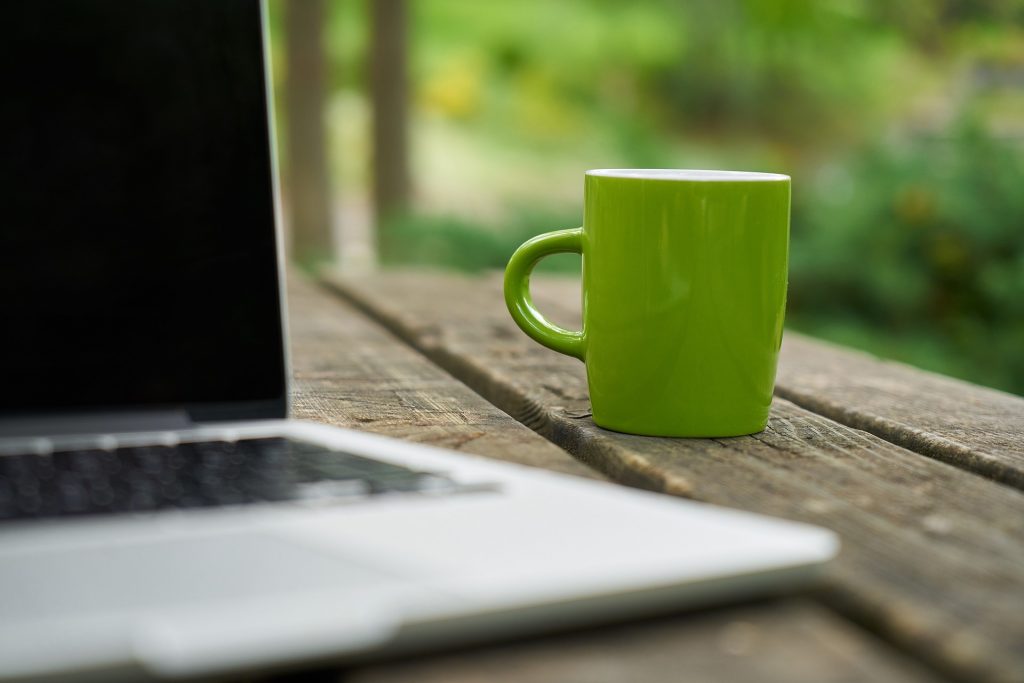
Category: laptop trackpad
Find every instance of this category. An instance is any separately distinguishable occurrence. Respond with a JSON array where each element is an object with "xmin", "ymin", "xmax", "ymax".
[{"xmin": 0, "ymin": 529, "xmax": 411, "ymax": 678}]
